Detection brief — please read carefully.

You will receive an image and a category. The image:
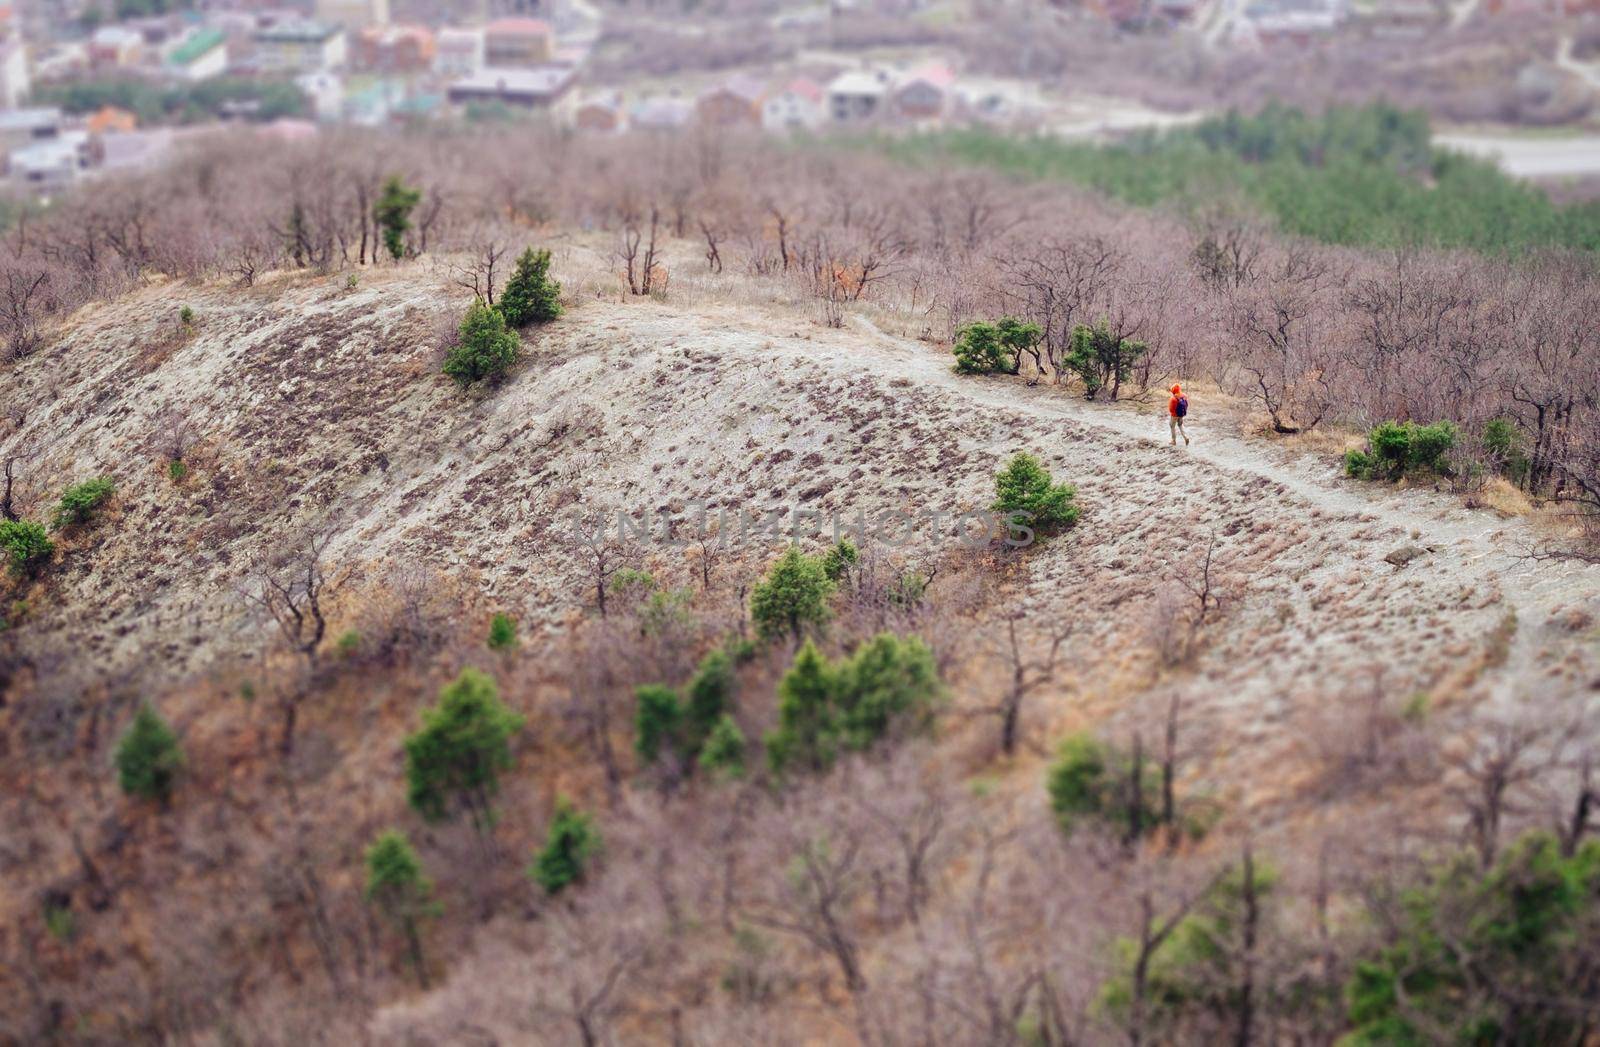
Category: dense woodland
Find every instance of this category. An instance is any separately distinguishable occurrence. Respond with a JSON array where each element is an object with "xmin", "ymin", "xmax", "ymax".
[{"xmin": 1, "ymin": 121, "xmax": 1599, "ymax": 1044}]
